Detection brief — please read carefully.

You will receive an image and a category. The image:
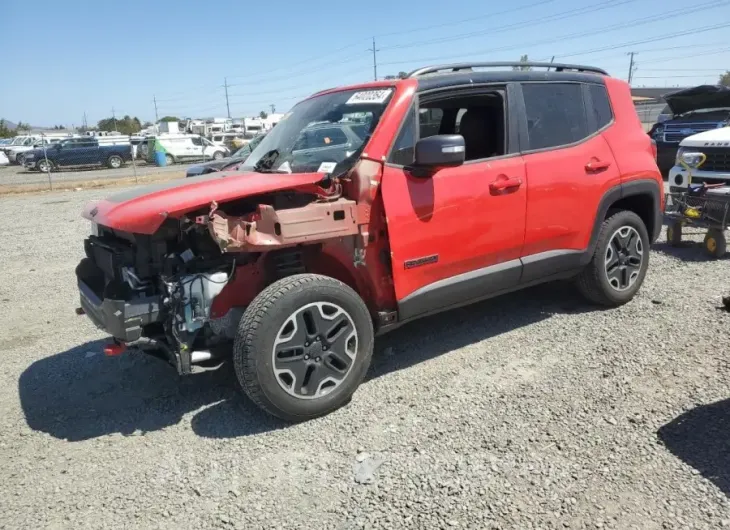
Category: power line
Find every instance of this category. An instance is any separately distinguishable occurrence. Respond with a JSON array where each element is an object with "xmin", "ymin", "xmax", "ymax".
[
  {"xmin": 379, "ymin": 0, "xmax": 639, "ymax": 52},
  {"xmin": 378, "ymin": 0, "xmax": 730, "ymax": 67},
  {"xmin": 375, "ymin": 0, "xmax": 557, "ymax": 38}
]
